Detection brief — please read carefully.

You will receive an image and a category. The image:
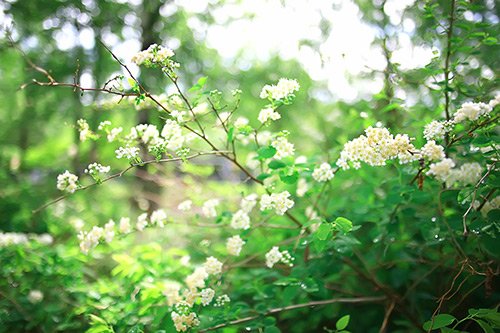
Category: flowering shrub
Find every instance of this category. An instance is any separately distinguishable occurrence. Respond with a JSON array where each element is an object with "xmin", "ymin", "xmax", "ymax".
[{"xmin": 1, "ymin": 1, "xmax": 499, "ymax": 332}]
